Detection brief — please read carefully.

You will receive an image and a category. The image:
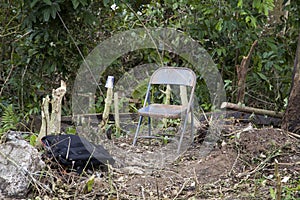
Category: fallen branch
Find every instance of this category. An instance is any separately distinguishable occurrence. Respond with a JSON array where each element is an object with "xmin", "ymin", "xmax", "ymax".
[
  {"xmin": 286, "ymin": 131, "xmax": 300, "ymax": 139},
  {"xmin": 221, "ymin": 102, "xmax": 283, "ymax": 118}
]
